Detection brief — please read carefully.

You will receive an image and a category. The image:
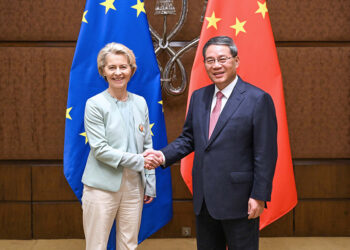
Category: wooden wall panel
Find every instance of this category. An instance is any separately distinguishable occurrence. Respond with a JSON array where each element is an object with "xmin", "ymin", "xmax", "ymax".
[
  {"xmin": 295, "ymin": 200, "xmax": 350, "ymax": 236},
  {"xmin": 171, "ymin": 163, "xmax": 192, "ymax": 200},
  {"xmin": 269, "ymin": 0, "xmax": 350, "ymax": 41},
  {"xmin": 32, "ymin": 165, "xmax": 76, "ymax": 201},
  {"xmin": 152, "ymin": 202, "xmax": 294, "ymax": 238},
  {"xmin": 0, "ymin": 48, "xmax": 74, "ymax": 159},
  {"xmin": 0, "ymin": 203, "xmax": 31, "ymax": 239},
  {"xmin": 2, "ymin": 1, "xmax": 350, "ymax": 42},
  {"xmin": 278, "ymin": 47, "xmax": 350, "ymax": 158},
  {"xmin": 0, "ymin": 0, "xmax": 84, "ymax": 41},
  {"xmin": 33, "ymin": 202, "xmax": 84, "ymax": 239},
  {"xmin": 0, "ymin": 164, "xmax": 31, "ymax": 201},
  {"xmin": 260, "ymin": 210, "xmax": 294, "ymax": 237},
  {"xmin": 152, "ymin": 201, "xmax": 195, "ymax": 238},
  {"xmin": 162, "ymin": 88, "xmax": 187, "ymax": 142},
  {"xmin": 295, "ymin": 164, "xmax": 350, "ymax": 199}
]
